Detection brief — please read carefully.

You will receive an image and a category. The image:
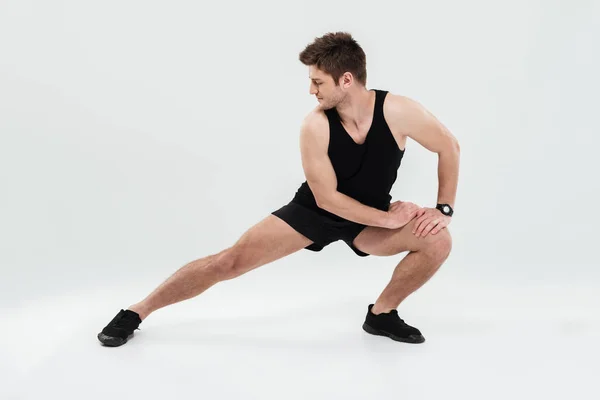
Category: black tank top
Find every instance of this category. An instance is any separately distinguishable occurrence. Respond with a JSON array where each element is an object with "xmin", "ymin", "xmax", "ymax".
[{"xmin": 292, "ymin": 89, "xmax": 405, "ymax": 222}]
